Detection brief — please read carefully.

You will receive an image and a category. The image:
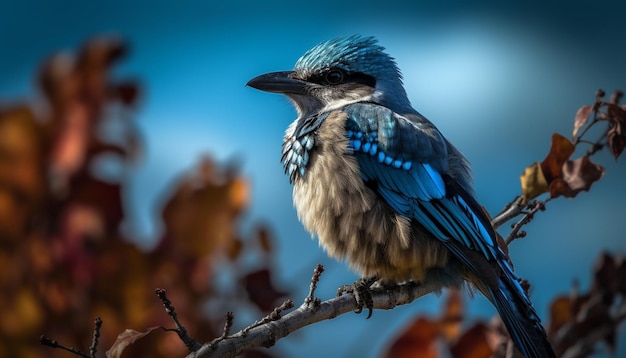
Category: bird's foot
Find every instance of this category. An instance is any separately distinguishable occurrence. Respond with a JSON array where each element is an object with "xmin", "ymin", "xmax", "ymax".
[{"xmin": 337, "ymin": 276, "xmax": 378, "ymax": 319}]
